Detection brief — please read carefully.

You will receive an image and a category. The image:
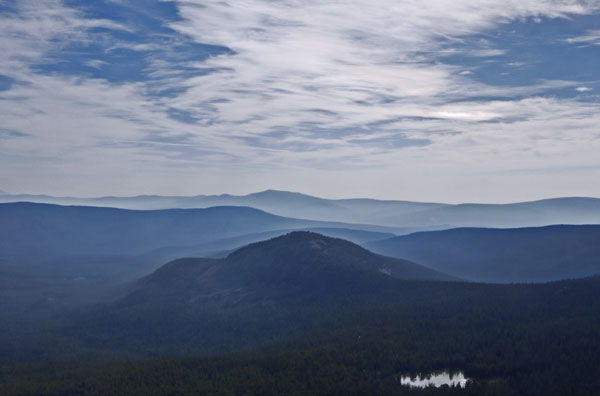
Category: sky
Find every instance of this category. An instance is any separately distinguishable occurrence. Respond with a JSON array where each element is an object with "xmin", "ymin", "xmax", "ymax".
[{"xmin": 0, "ymin": 0, "xmax": 599, "ymax": 203}]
